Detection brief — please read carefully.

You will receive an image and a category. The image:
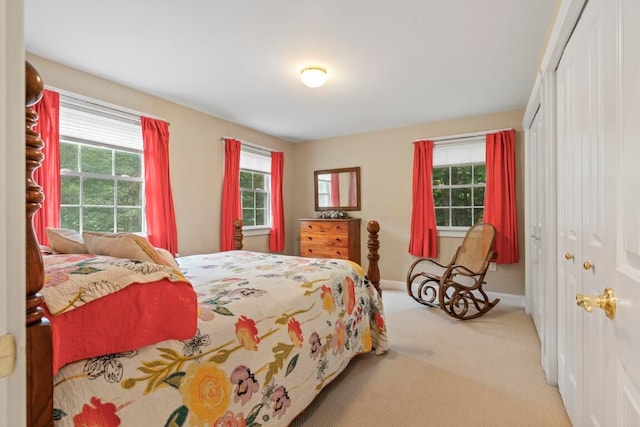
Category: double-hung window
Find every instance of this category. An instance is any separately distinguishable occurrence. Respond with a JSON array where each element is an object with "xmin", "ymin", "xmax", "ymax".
[
  {"xmin": 239, "ymin": 146, "xmax": 271, "ymax": 233},
  {"xmin": 59, "ymin": 95, "xmax": 145, "ymax": 234},
  {"xmin": 432, "ymin": 137, "xmax": 486, "ymax": 234},
  {"xmin": 316, "ymin": 174, "xmax": 331, "ymax": 207}
]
